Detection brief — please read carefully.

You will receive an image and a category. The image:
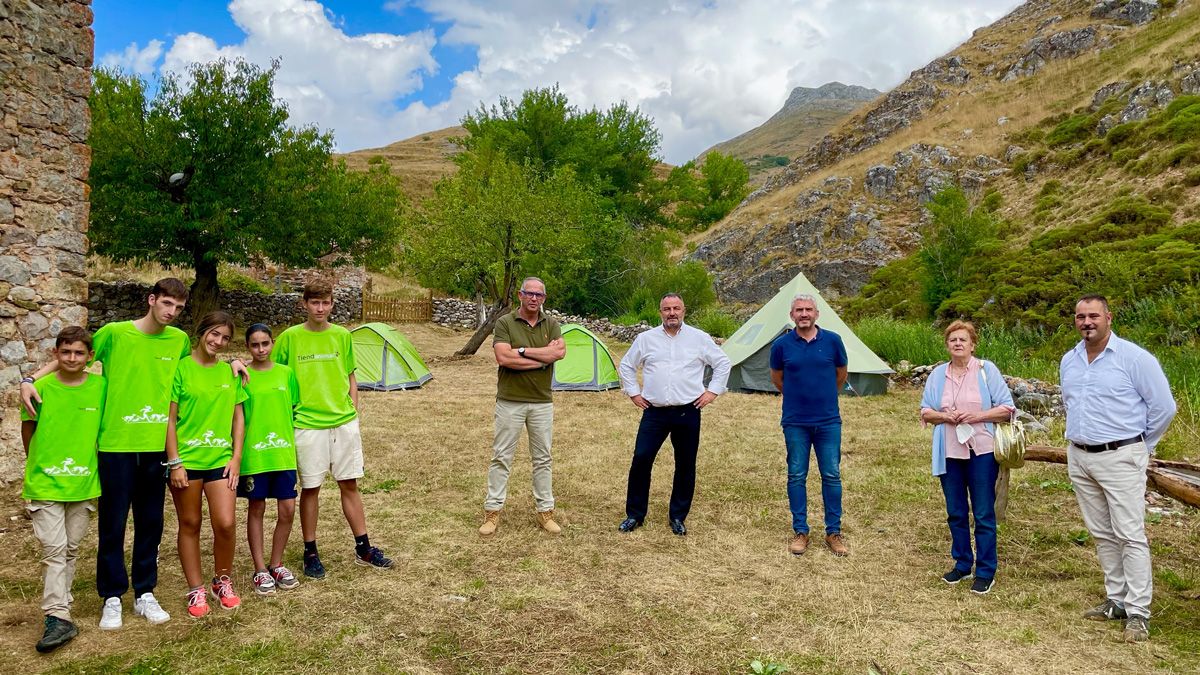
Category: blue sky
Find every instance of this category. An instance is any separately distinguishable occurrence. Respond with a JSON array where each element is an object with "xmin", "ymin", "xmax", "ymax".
[{"xmin": 93, "ymin": 1, "xmax": 1022, "ymax": 163}]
